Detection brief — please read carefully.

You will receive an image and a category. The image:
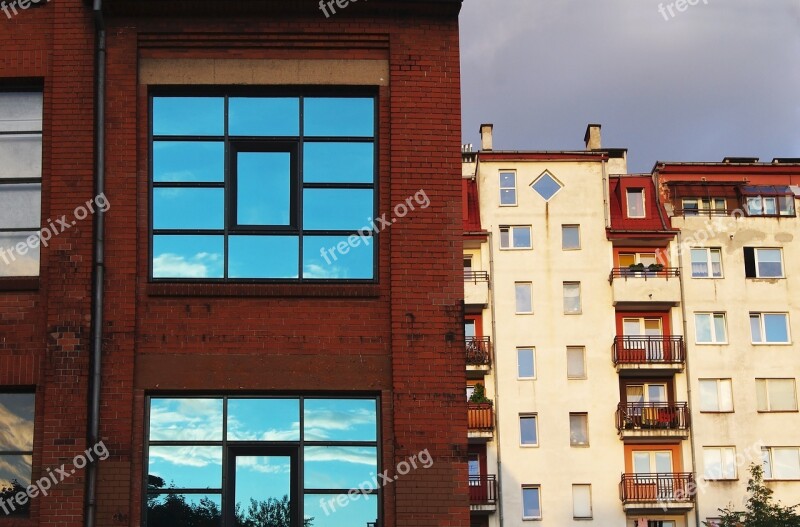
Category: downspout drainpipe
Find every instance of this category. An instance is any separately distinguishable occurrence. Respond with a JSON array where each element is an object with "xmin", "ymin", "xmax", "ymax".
[
  {"xmin": 486, "ymin": 229, "xmax": 503, "ymax": 526},
  {"xmin": 86, "ymin": 1, "xmax": 105, "ymax": 526}
]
